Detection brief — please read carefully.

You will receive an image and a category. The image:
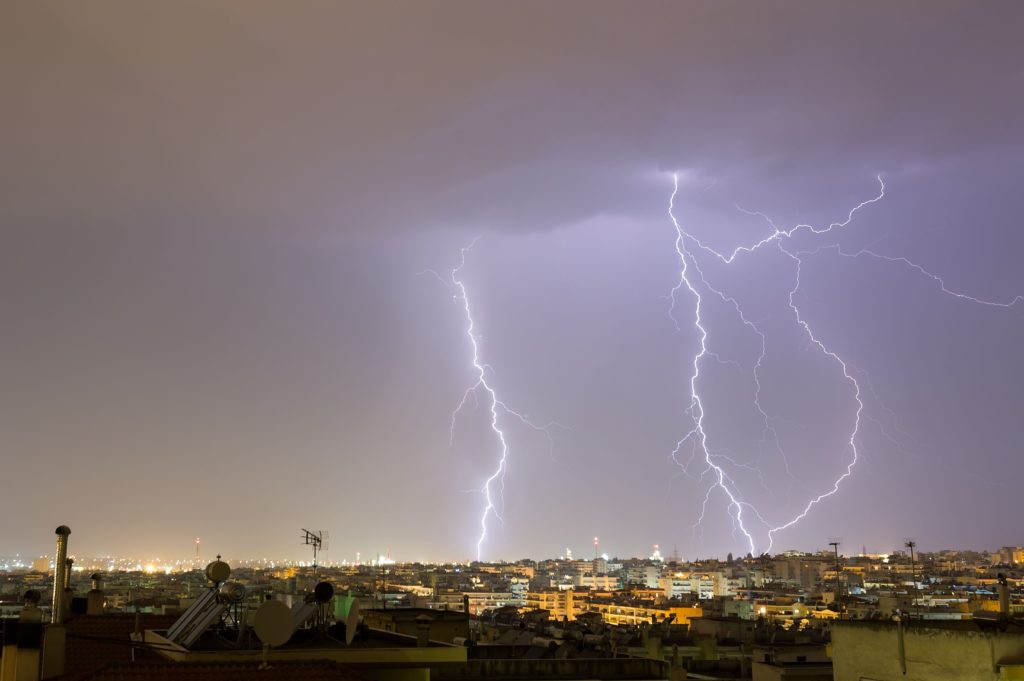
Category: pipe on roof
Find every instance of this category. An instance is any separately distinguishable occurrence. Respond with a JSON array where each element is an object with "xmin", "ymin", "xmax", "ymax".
[{"xmin": 51, "ymin": 526, "xmax": 71, "ymax": 625}]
